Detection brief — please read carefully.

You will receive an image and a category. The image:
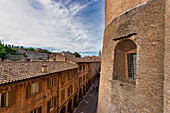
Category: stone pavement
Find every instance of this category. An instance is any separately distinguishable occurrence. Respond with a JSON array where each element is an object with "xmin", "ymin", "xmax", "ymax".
[{"xmin": 74, "ymin": 78, "xmax": 99, "ymax": 113}]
